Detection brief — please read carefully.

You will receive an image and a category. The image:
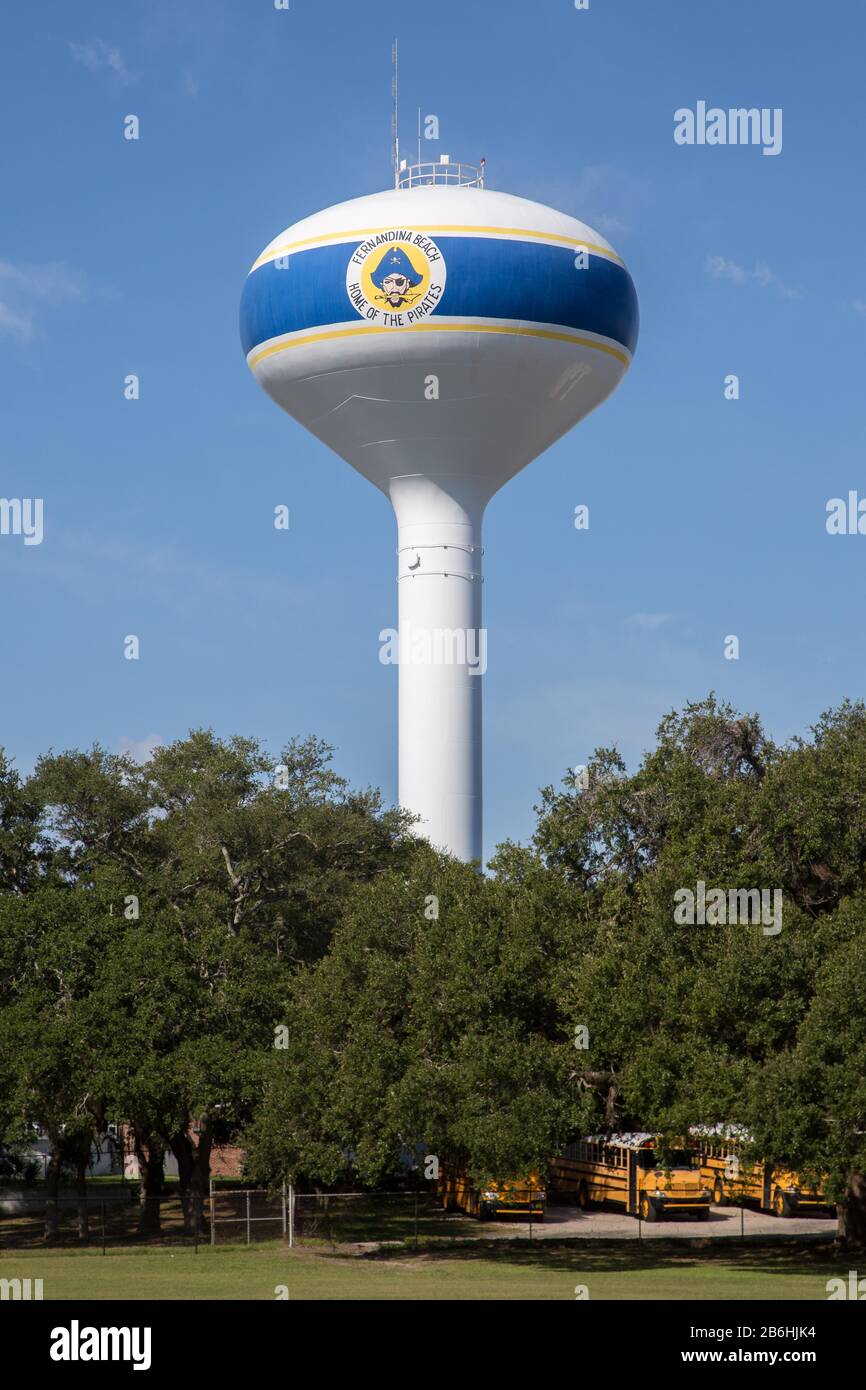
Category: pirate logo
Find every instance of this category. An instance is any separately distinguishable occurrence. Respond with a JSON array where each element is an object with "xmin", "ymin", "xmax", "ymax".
[
  {"xmin": 372, "ymin": 246, "xmax": 423, "ymax": 308},
  {"xmin": 346, "ymin": 232, "xmax": 447, "ymax": 327}
]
